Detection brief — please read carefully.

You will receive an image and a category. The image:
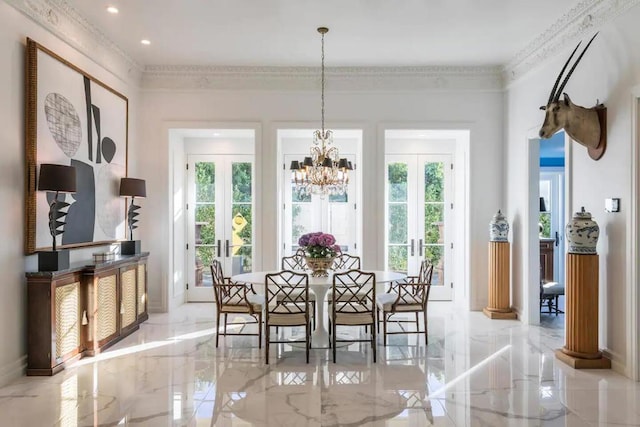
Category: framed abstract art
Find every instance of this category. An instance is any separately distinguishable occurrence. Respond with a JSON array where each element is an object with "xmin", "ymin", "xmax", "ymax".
[{"xmin": 25, "ymin": 38, "xmax": 128, "ymax": 254}]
